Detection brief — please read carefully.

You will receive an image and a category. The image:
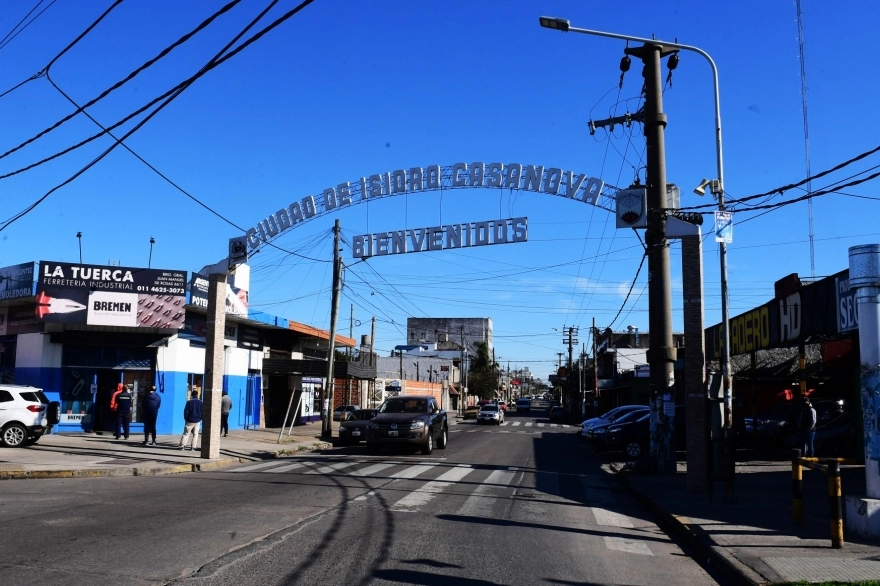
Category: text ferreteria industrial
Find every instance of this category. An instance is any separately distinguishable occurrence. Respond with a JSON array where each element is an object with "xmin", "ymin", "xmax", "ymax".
[
  {"xmin": 352, "ymin": 217, "xmax": 528, "ymax": 259},
  {"xmin": 245, "ymin": 161, "xmax": 604, "ymax": 250}
]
